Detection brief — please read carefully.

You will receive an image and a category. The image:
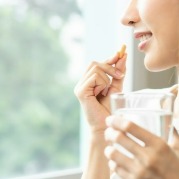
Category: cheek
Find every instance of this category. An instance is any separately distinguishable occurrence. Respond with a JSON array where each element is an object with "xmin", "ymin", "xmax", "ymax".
[
  {"xmin": 146, "ymin": 20, "xmax": 179, "ymax": 71},
  {"xmin": 138, "ymin": 0, "xmax": 159, "ymax": 22},
  {"xmin": 144, "ymin": 40, "xmax": 178, "ymax": 72},
  {"xmin": 139, "ymin": 1, "xmax": 179, "ymax": 71}
]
